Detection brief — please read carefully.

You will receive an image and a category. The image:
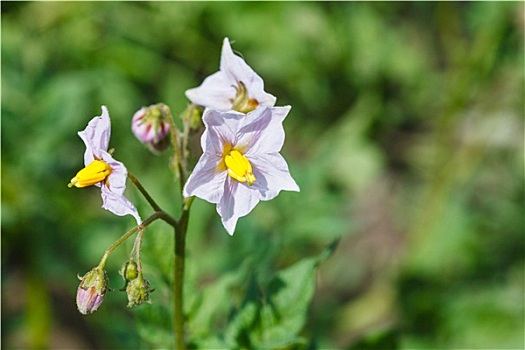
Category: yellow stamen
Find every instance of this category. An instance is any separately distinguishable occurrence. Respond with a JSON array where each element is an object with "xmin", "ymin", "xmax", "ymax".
[
  {"xmin": 68, "ymin": 160, "xmax": 112, "ymax": 188},
  {"xmin": 224, "ymin": 150, "xmax": 256, "ymax": 186}
]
